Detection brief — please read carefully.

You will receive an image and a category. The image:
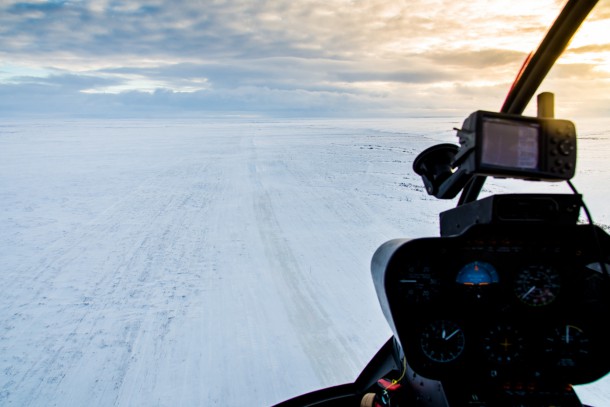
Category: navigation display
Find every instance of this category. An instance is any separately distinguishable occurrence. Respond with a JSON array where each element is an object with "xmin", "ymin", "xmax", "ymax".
[{"xmin": 480, "ymin": 118, "xmax": 540, "ymax": 170}]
